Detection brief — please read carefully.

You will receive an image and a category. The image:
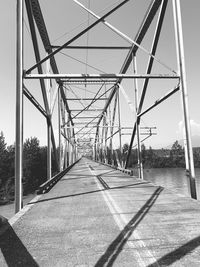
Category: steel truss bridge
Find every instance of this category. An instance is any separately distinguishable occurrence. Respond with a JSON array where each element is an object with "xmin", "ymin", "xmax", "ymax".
[{"xmin": 15, "ymin": 0, "xmax": 197, "ymax": 214}]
